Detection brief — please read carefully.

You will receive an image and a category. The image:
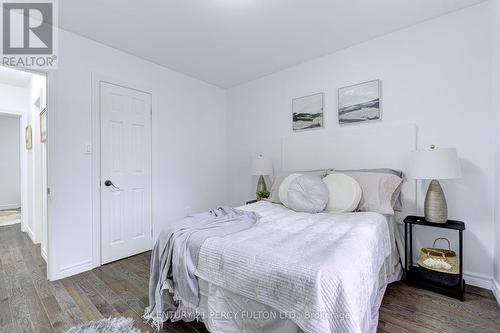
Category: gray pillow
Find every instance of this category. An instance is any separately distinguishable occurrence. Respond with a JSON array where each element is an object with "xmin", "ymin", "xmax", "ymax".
[
  {"xmin": 267, "ymin": 169, "xmax": 326, "ymax": 203},
  {"xmin": 328, "ymin": 171, "xmax": 402, "ymax": 215},
  {"xmin": 327, "ymin": 168, "xmax": 404, "ymax": 211},
  {"xmin": 286, "ymin": 175, "xmax": 329, "ymax": 213}
]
